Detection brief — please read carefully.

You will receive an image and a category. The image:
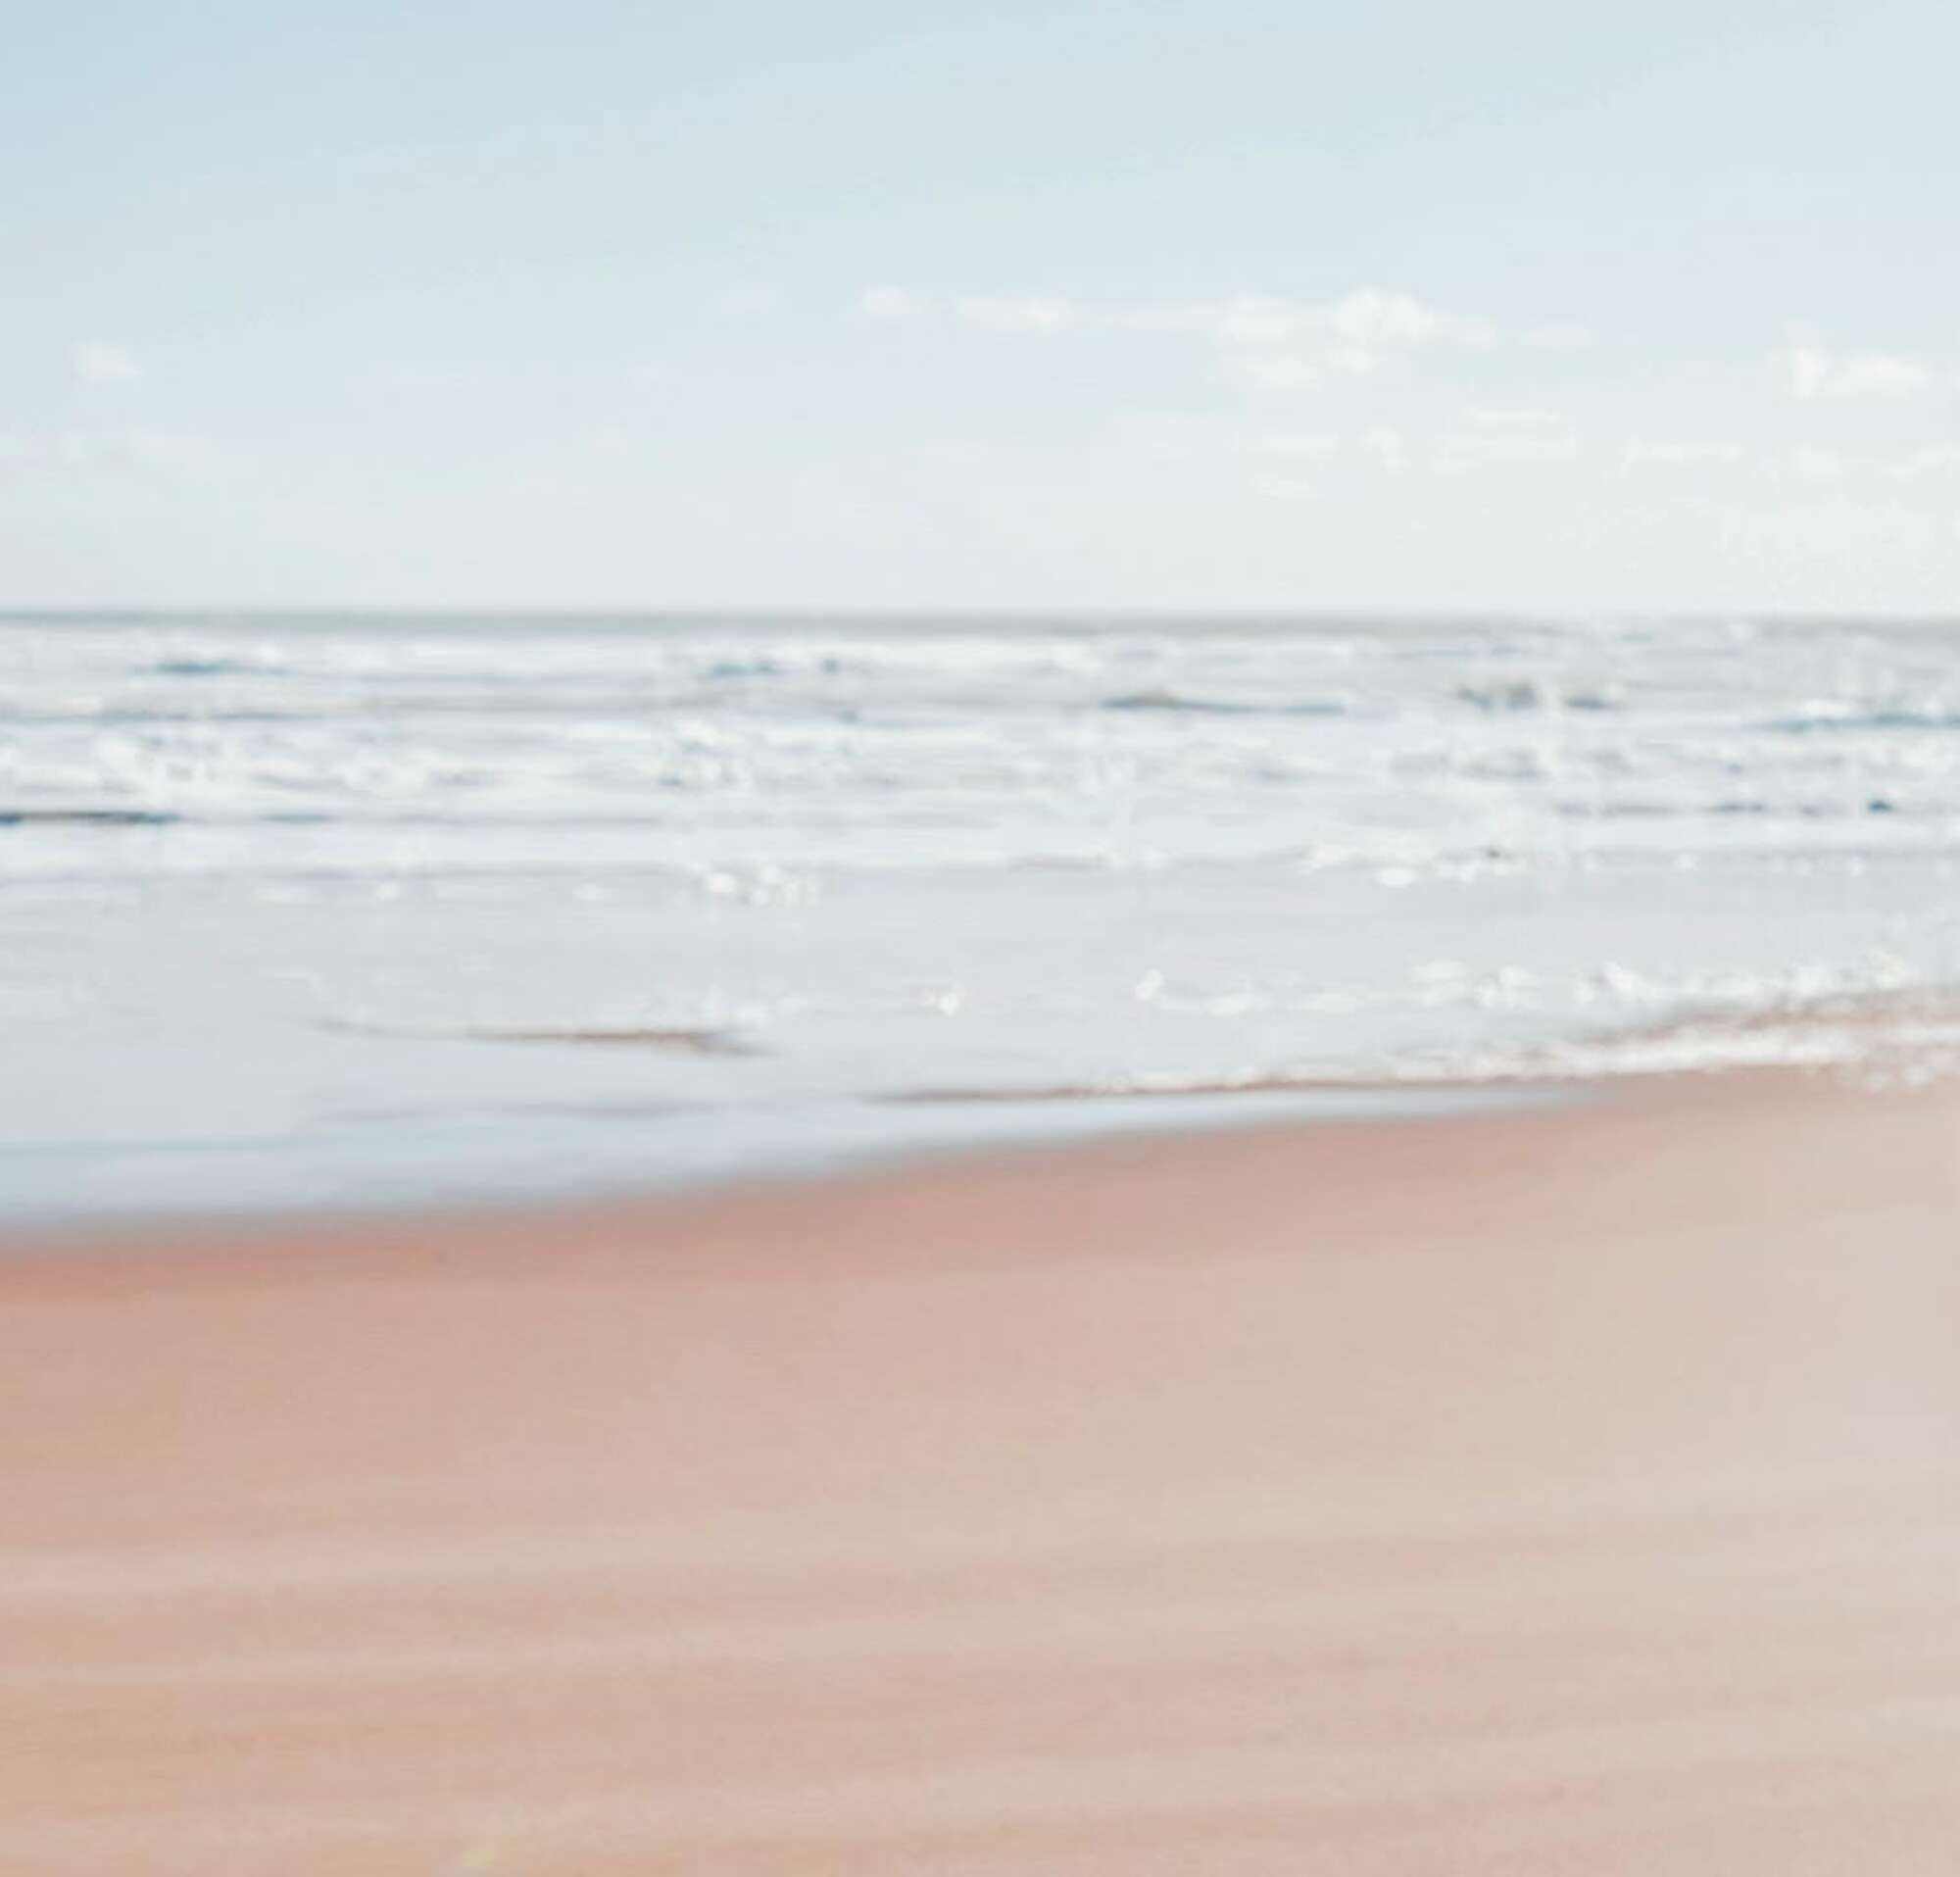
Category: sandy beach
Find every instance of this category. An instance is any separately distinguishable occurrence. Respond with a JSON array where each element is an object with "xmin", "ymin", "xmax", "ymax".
[{"xmin": 5, "ymin": 1070, "xmax": 1960, "ymax": 1873}]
